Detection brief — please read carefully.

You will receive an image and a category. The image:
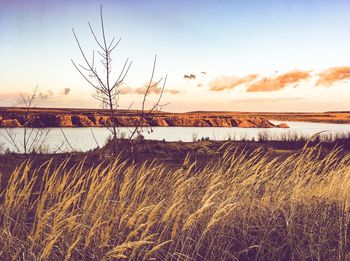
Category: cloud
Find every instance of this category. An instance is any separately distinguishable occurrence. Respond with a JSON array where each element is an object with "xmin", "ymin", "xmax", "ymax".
[
  {"xmin": 247, "ymin": 70, "xmax": 310, "ymax": 92},
  {"xmin": 118, "ymin": 86, "xmax": 134, "ymax": 95},
  {"xmin": 166, "ymin": 89, "xmax": 181, "ymax": 94},
  {"xmin": 135, "ymin": 86, "xmax": 180, "ymax": 95},
  {"xmin": 62, "ymin": 88, "xmax": 71, "ymax": 95},
  {"xmin": 184, "ymin": 74, "xmax": 196, "ymax": 80},
  {"xmin": 209, "ymin": 74, "xmax": 258, "ymax": 91},
  {"xmin": 316, "ymin": 66, "xmax": 350, "ymax": 86},
  {"xmin": 119, "ymin": 83, "xmax": 180, "ymax": 95},
  {"xmin": 38, "ymin": 90, "xmax": 54, "ymax": 99},
  {"xmin": 135, "ymin": 83, "xmax": 163, "ymax": 95},
  {"xmin": 0, "ymin": 89, "xmax": 70, "ymax": 106}
]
